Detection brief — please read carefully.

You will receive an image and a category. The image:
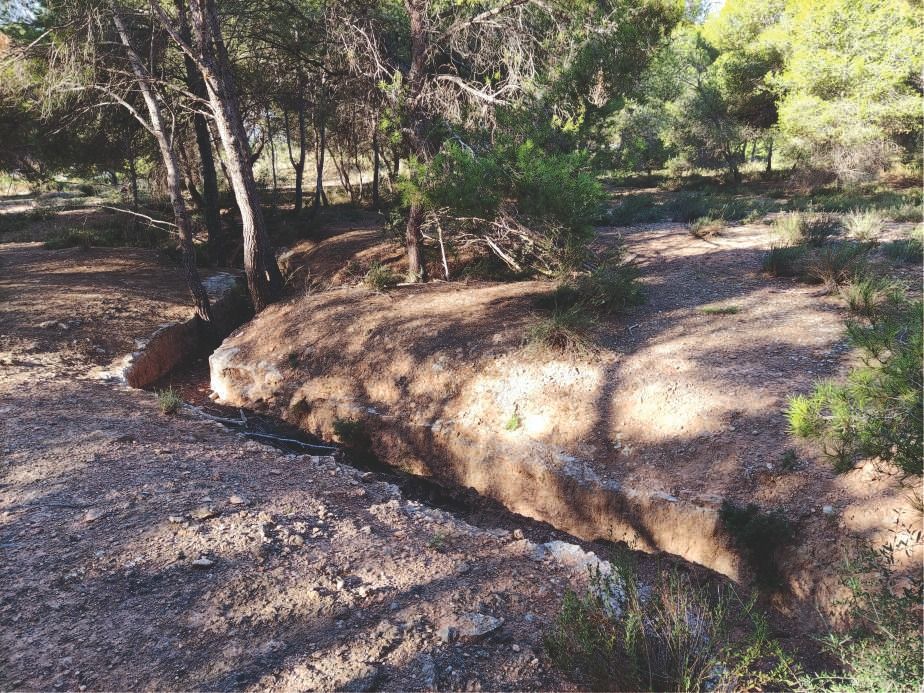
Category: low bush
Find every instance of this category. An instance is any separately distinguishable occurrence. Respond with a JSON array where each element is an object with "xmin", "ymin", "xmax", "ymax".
[
  {"xmin": 884, "ymin": 203, "xmax": 922, "ymax": 223},
  {"xmin": 881, "ymin": 228, "xmax": 923, "ymax": 263},
  {"xmin": 843, "ymin": 209, "xmax": 883, "ymax": 243},
  {"xmin": 43, "ymin": 225, "xmax": 170, "ymax": 250},
  {"xmin": 688, "ymin": 216, "xmax": 725, "ymax": 239},
  {"xmin": 802, "ymin": 242, "xmax": 869, "ymax": 289},
  {"xmin": 787, "ymin": 297, "xmax": 922, "ymax": 476},
  {"xmin": 719, "ymin": 501, "xmax": 794, "ymax": 588},
  {"xmin": 772, "ymin": 212, "xmax": 840, "ymax": 247},
  {"xmin": 607, "ymin": 193, "xmax": 661, "ymax": 226},
  {"xmin": 699, "ymin": 304, "xmax": 740, "ymax": 315},
  {"xmin": 156, "ymin": 387, "xmax": 183, "ymax": 415},
  {"xmin": 526, "ymin": 304, "xmax": 596, "ymax": 354},
  {"xmin": 839, "ymin": 277, "xmax": 903, "ymax": 318},
  {"xmin": 363, "ymin": 262, "xmax": 399, "ymax": 291},
  {"xmin": 545, "ymin": 566, "xmax": 797, "ymax": 691},
  {"xmin": 763, "ymin": 244, "xmax": 810, "ymax": 278}
]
